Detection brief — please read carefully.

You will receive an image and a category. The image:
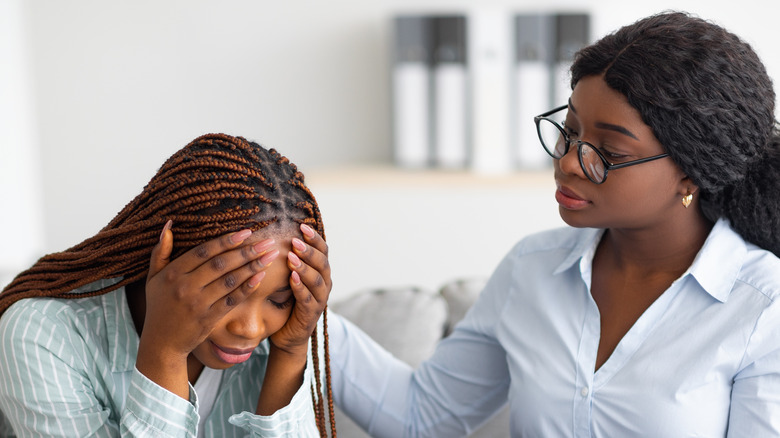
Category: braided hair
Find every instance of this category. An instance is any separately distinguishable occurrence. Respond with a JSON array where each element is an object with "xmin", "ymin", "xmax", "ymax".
[
  {"xmin": 570, "ymin": 11, "xmax": 780, "ymax": 256},
  {"xmin": 0, "ymin": 133, "xmax": 337, "ymax": 437}
]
